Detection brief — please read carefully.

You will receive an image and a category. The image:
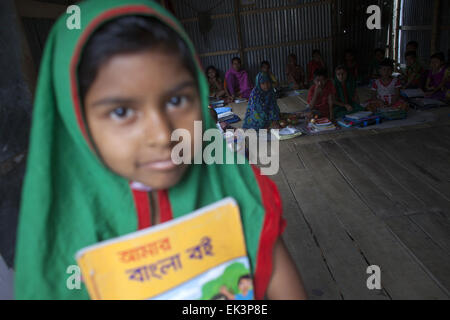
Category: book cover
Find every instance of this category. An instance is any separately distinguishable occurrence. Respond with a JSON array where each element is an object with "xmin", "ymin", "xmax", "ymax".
[{"xmin": 75, "ymin": 198, "xmax": 254, "ymax": 300}]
